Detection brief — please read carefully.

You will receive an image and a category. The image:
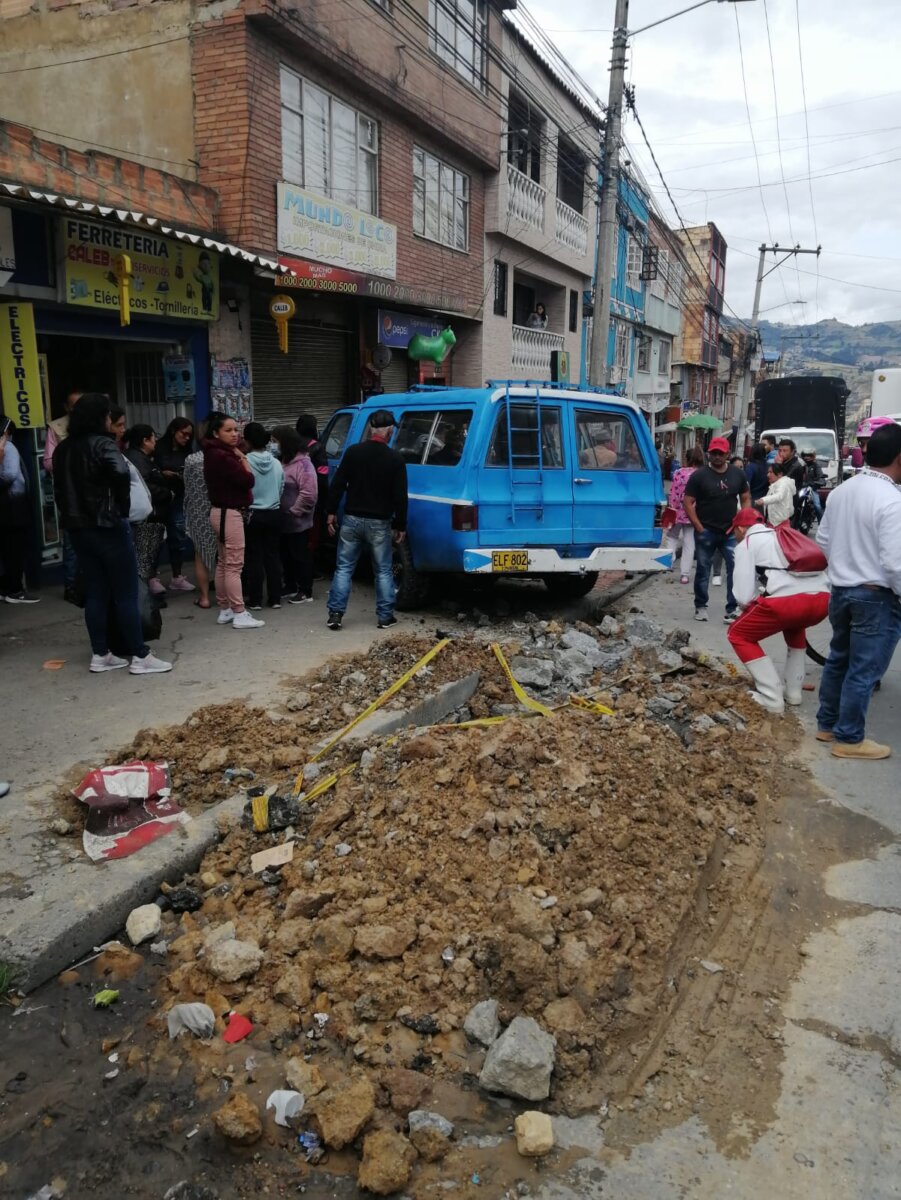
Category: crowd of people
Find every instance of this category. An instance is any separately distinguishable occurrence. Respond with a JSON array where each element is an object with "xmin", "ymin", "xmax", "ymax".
[{"xmin": 2, "ymin": 394, "xmax": 409, "ymax": 675}]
